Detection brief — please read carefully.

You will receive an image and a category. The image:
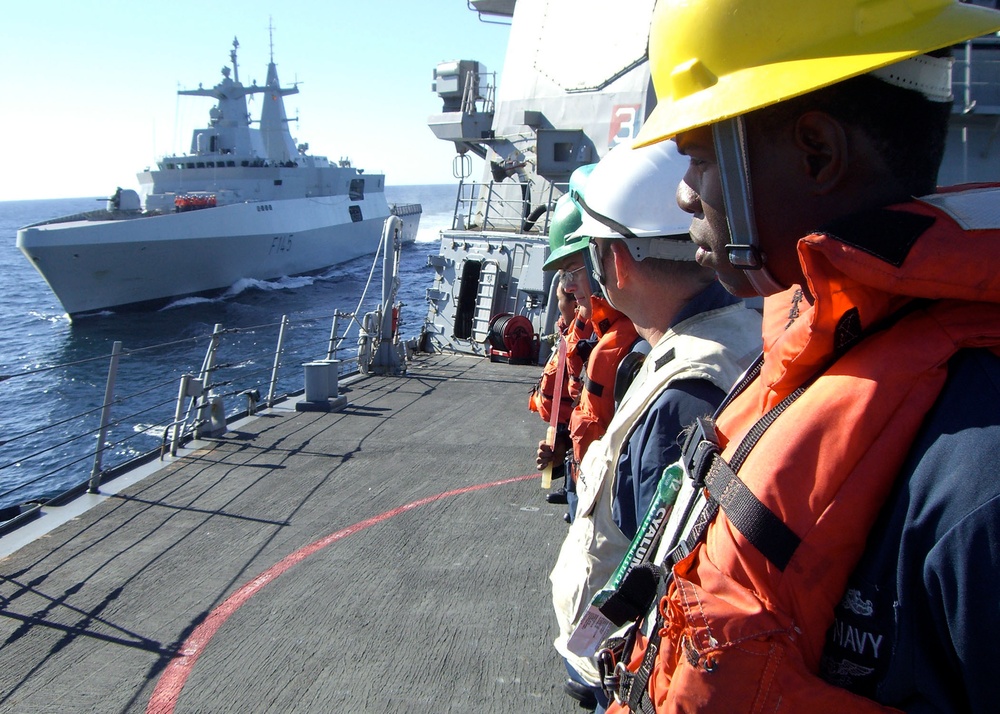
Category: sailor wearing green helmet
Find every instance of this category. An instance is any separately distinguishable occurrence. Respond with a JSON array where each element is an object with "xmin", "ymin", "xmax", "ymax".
[
  {"xmin": 533, "ymin": 191, "xmax": 590, "ymax": 488},
  {"xmin": 529, "ymin": 192, "xmax": 589, "ymax": 511},
  {"xmin": 543, "ymin": 168, "xmax": 597, "ymax": 307},
  {"xmin": 541, "ymin": 194, "xmax": 592, "ymax": 326}
]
